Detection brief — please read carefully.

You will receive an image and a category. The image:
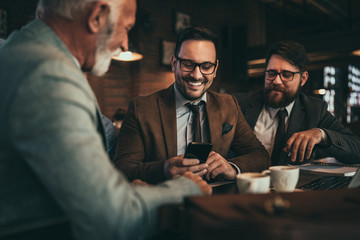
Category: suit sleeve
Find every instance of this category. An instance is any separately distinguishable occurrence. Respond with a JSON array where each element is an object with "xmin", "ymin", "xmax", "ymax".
[
  {"xmin": 228, "ymin": 96, "xmax": 271, "ymax": 172},
  {"xmin": 318, "ymin": 102, "xmax": 360, "ymax": 164},
  {"xmin": 114, "ymin": 100, "xmax": 167, "ymax": 183},
  {"xmin": 8, "ymin": 60, "xmax": 202, "ymax": 240}
]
